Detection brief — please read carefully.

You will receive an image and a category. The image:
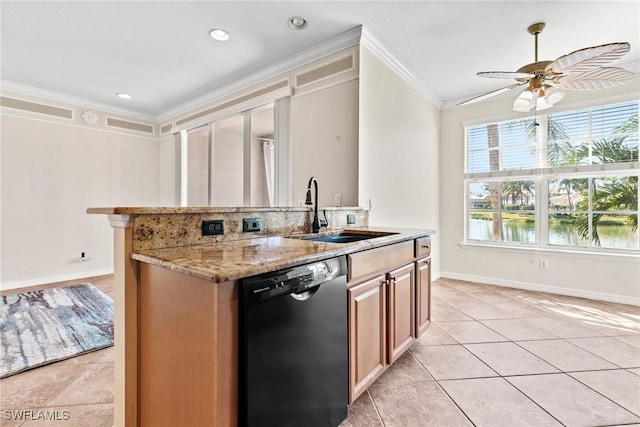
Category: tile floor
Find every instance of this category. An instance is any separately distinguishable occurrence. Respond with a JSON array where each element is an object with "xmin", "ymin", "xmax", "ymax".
[{"xmin": 1, "ymin": 276, "xmax": 639, "ymax": 426}]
